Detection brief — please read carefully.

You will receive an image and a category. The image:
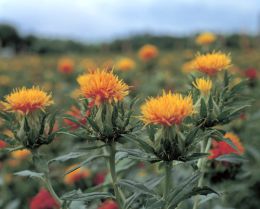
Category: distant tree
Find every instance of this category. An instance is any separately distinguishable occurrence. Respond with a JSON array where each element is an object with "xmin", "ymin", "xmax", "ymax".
[{"xmin": 0, "ymin": 24, "xmax": 21, "ymax": 49}]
